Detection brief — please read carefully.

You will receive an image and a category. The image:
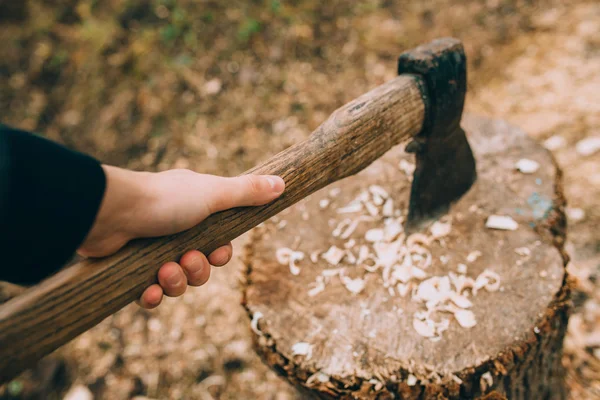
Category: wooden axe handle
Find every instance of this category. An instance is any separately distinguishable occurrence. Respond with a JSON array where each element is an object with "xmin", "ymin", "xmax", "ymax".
[{"xmin": 0, "ymin": 74, "xmax": 425, "ymax": 381}]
